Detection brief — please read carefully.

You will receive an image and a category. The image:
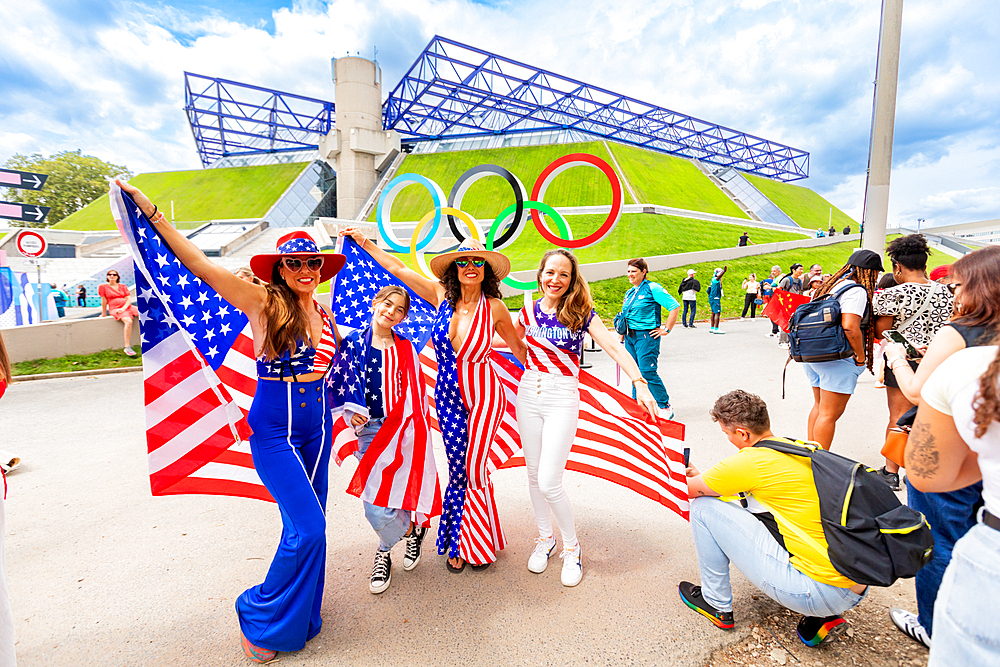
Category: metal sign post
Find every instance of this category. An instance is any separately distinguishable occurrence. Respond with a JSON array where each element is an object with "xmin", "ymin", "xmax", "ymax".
[{"xmin": 17, "ymin": 230, "xmax": 49, "ymax": 321}]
